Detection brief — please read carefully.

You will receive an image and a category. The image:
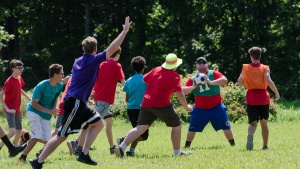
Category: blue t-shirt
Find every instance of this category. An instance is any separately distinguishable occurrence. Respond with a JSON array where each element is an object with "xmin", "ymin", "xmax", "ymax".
[
  {"xmin": 27, "ymin": 80, "xmax": 63, "ymax": 120},
  {"xmin": 122, "ymin": 74, "xmax": 147, "ymax": 109},
  {"xmin": 65, "ymin": 50, "xmax": 106, "ymax": 103}
]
